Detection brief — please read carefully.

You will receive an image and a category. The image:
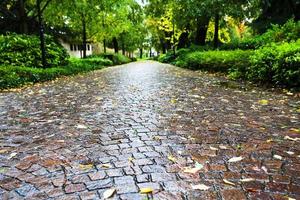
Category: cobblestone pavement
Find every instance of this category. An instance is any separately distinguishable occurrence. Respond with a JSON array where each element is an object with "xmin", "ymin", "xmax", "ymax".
[{"xmin": 0, "ymin": 61, "xmax": 300, "ymax": 200}]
